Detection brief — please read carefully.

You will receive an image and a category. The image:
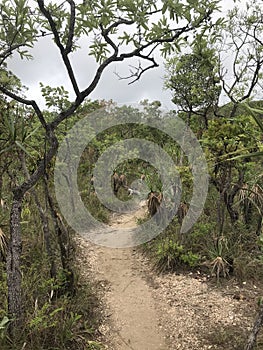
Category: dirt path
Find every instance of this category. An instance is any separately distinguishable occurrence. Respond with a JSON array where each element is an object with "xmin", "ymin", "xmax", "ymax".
[
  {"xmin": 94, "ymin": 246, "xmax": 166, "ymax": 350},
  {"xmin": 76, "ymin": 202, "xmax": 262, "ymax": 350},
  {"xmin": 88, "ymin": 201, "xmax": 167, "ymax": 349}
]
